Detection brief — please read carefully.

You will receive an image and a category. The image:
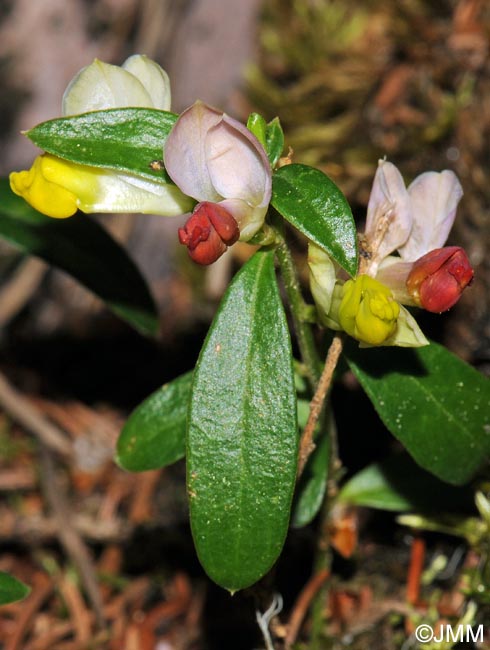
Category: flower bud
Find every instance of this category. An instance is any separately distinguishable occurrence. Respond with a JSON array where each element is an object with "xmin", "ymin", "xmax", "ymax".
[
  {"xmin": 406, "ymin": 246, "xmax": 474, "ymax": 313},
  {"xmin": 178, "ymin": 201, "xmax": 239, "ymax": 265},
  {"xmin": 339, "ymin": 275, "xmax": 400, "ymax": 346},
  {"xmin": 62, "ymin": 55, "xmax": 171, "ymax": 116},
  {"xmin": 164, "ymin": 102, "xmax": 272, "ymax": 243}
]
